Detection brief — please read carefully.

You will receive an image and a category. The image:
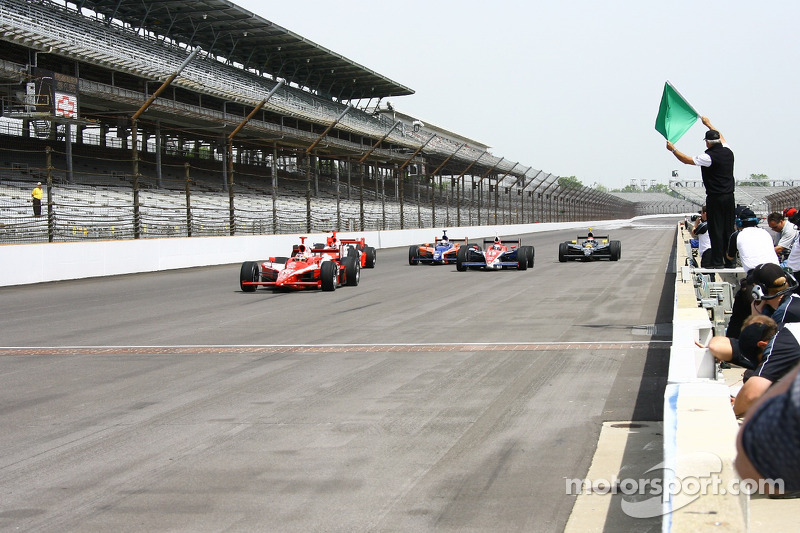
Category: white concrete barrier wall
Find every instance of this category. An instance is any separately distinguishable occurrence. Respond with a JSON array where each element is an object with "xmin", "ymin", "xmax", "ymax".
[
  {"xmin": 0, "ymin": 220, "xmax": 607, "ymax": 287},
  {"xmin": 663, "ymin": 224, "xmax": 746, "ymax": 531}
]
